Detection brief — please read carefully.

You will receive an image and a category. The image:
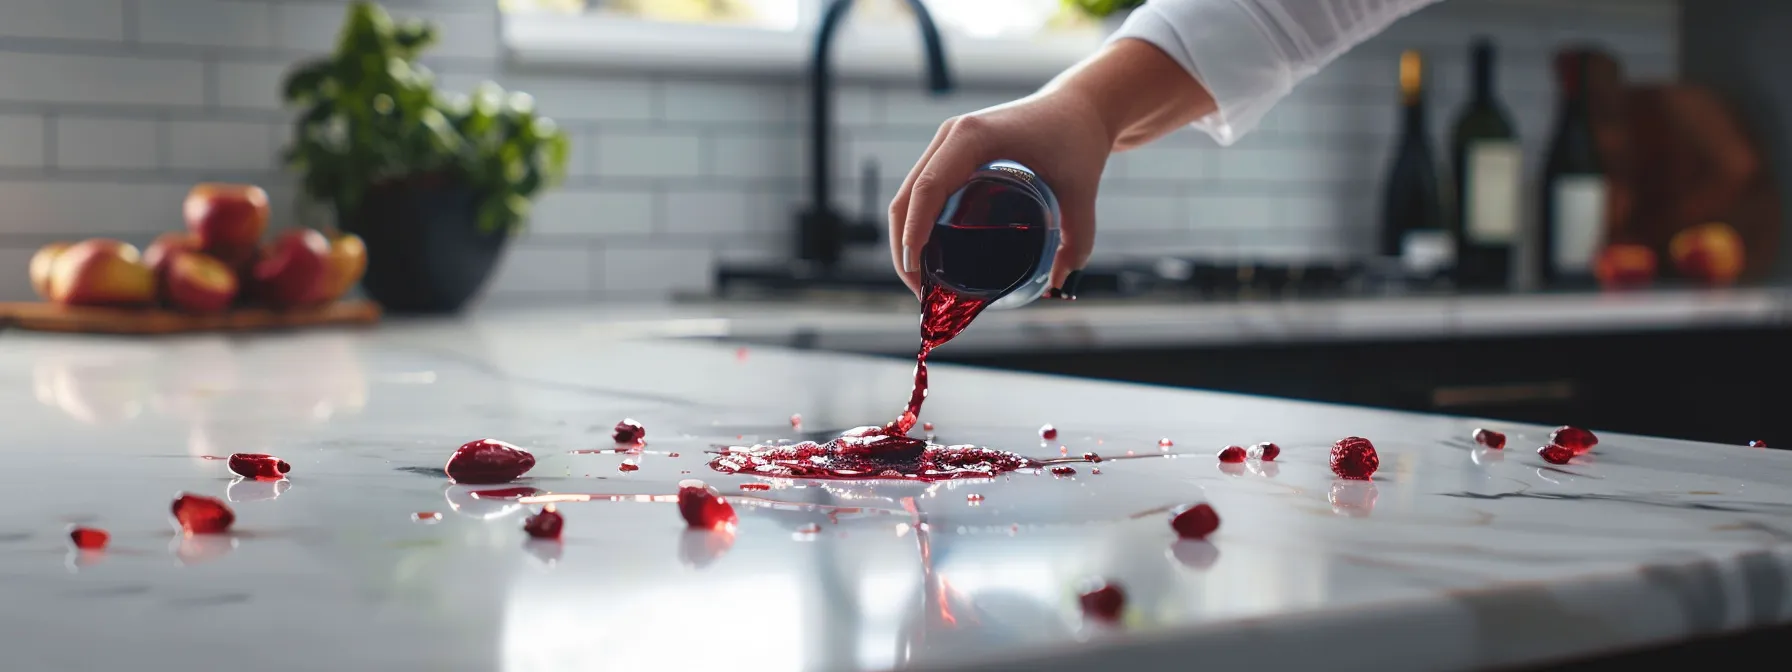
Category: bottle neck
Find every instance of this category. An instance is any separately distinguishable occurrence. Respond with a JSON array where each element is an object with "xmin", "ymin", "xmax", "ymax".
[
  {"xmin": 1402, "ymin": 96, "xmax": 1427, "ymax": 133},
  {"xmin": 1471, "ymin": 53, "xmax": 1495, "ymax": 101}
]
